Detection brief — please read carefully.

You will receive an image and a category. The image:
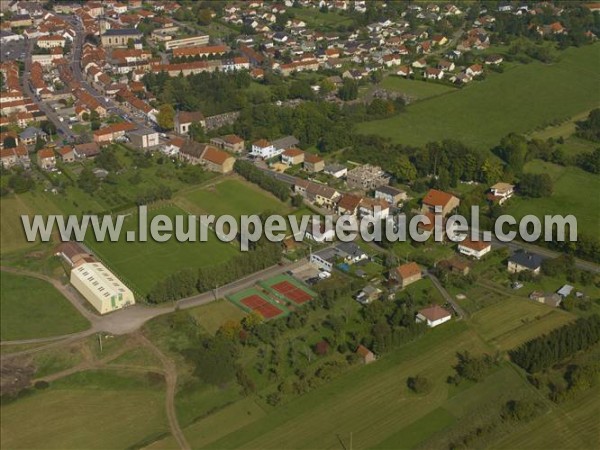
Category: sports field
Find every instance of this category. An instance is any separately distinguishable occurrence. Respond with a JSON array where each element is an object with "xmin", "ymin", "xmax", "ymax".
[
  {"xmin": 0, "ymin": 272, "xmax": 89, "ymax": 341},
  {"xmin": 358, "ymin": 44, "xmax": 600, "ymax": 150},
  {"xmin": 506, "ymin": 160, "xmax": 600, "ymax": 237},
  {"xmin": 85, "ymin": 205, "xmax": 238, "ymax": 296},
  {"xmin": 228, "ymin": 288, "xmax": 288, "ymax": 320},
  {"xmin": 177, "ymin": 179, "xmax": 290, "ymax": 218},
  {"xmin": 262, "ymin": 274, "xmax": 316, "ymax": 305},
  {"xmin": 0, "ymin": 371, "xmax": 169, "ymax": 449},
  {"xmin": 470, "ymin": 297, "xmax": 575, "ymax": 351}
]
